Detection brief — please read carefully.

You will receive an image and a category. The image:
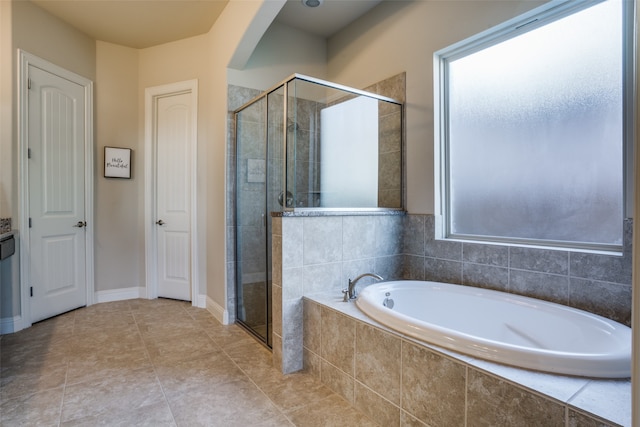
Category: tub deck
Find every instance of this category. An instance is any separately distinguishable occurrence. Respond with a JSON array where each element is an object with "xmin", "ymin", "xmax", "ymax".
[{"xmin": 303, "ymin": 291, "xmax": 631, "ymax": 427}]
